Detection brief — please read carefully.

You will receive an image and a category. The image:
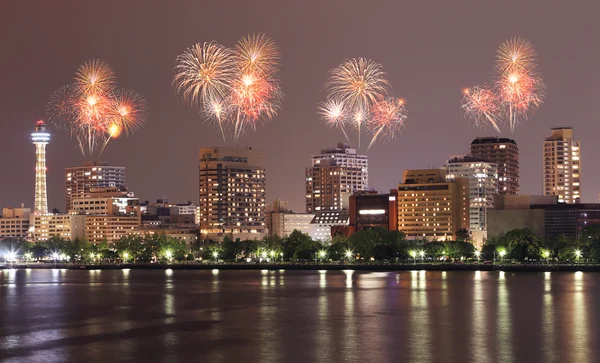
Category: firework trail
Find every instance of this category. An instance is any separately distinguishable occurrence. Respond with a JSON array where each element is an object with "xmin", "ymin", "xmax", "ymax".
[
  {"xmin": 461, "ymin": 86, "xmax": 501, "ymax": 133},
  {"xmin": 47, "ymin": 60, "xmax": 148, "ymax": 158},
  {"xmin": 318, "ymin": 99, "xmax": 350, "ymax": 143},
  {"xmin": 173, "ymin": 33, "xmax": 283, "ymax": 144},
  {"xmin": 320, "ymin": 58, "xmax": 405, "ymax": 149},
  {"xmin": 367, "ymin": 97, "xmax": 407, "ymax": 150},
  {"xmin": 462, "ymin": 37, "xmax": 544, "ymax": 133}
]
